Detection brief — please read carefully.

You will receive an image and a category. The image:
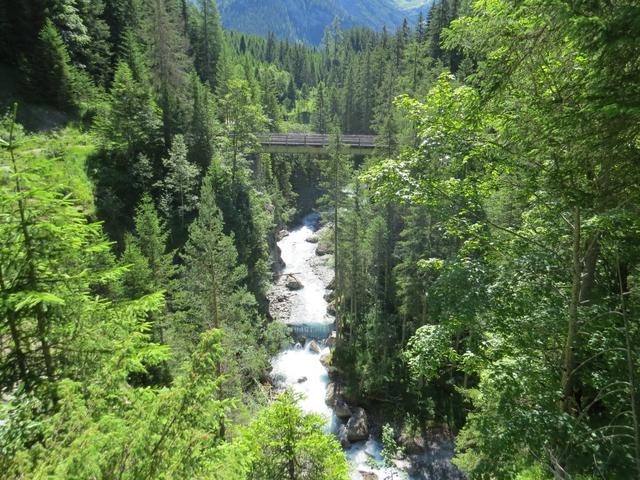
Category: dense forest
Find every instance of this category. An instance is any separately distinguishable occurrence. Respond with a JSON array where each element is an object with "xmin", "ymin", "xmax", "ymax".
[{"xmin": 1, "ymin": 0, "xmax": 639, "ymax": 479}]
